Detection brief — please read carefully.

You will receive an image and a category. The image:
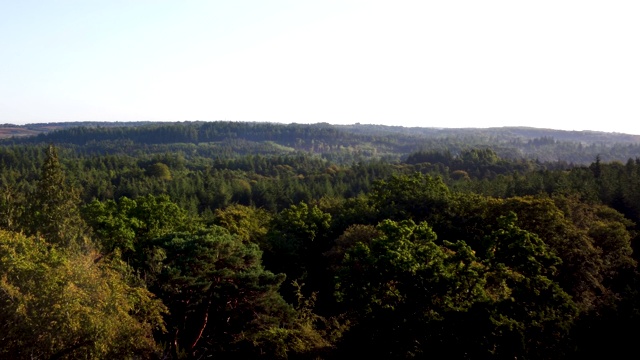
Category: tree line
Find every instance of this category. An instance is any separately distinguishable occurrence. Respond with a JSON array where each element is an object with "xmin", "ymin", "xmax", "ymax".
[{"xmin": 5, "ymin": 121, "xmax": 640, "ymax": 163}]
